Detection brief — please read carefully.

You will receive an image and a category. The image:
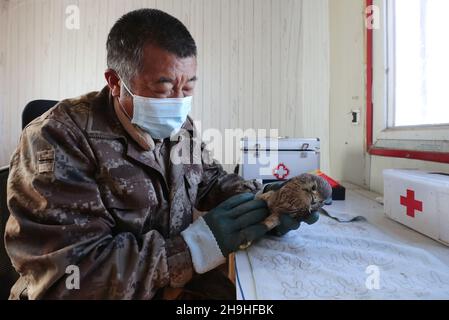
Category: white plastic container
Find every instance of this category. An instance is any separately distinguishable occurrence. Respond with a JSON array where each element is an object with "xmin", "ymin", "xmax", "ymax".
[{"xmin": 383, "ymin": 169, "xmax": 449, "ymax": 246}]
